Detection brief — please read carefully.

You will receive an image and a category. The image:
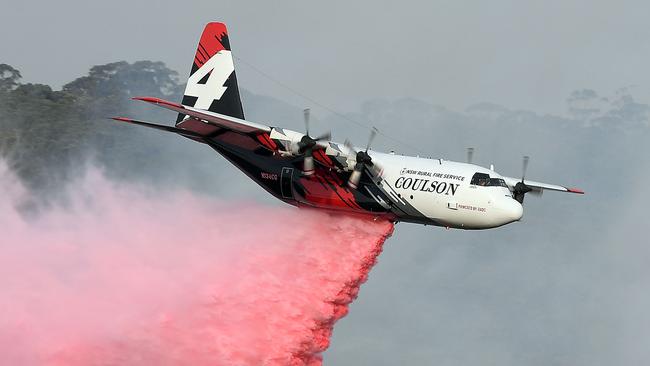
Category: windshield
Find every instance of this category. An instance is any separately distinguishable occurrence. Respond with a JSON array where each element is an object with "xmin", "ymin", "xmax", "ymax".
[
  {"xmin": 489, "ymin": 178, "xmax": 508, "ymax": 187},
  {"xmin": 471, "ymin": 173, "xmax": 507, "ymax": 187},
  {"xmin": 471, "ymin": 173, "xmax": 490, "ymax": 186}
]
